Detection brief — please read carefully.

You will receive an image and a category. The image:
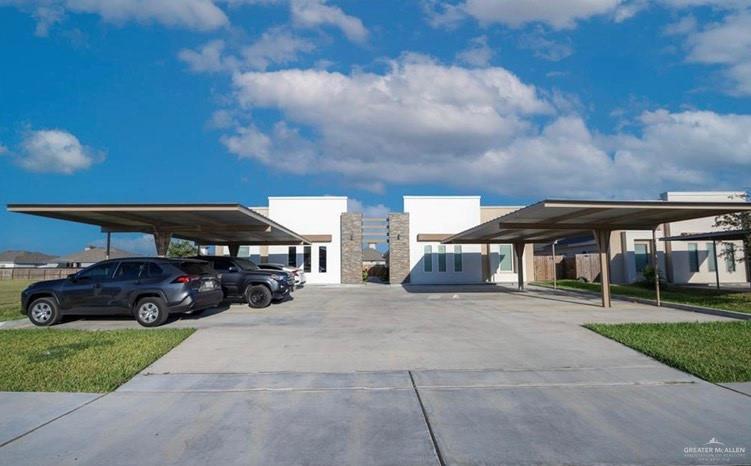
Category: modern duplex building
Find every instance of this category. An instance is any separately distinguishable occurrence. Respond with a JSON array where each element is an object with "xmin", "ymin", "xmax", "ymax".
[
  {"xmin": 211, "ymin": 191, "xmax": 747, "ymax": 286},
  {"xmin": 216, "ymin": 197, "xmax": 347, "ymax": 285}
]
